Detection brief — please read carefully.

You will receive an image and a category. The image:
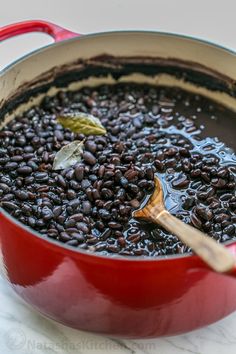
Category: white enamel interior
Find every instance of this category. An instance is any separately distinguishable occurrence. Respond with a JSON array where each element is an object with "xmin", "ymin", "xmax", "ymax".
[{"xmin": 1, "ymin": 31, "xmax": 236, "ymax": 120}]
